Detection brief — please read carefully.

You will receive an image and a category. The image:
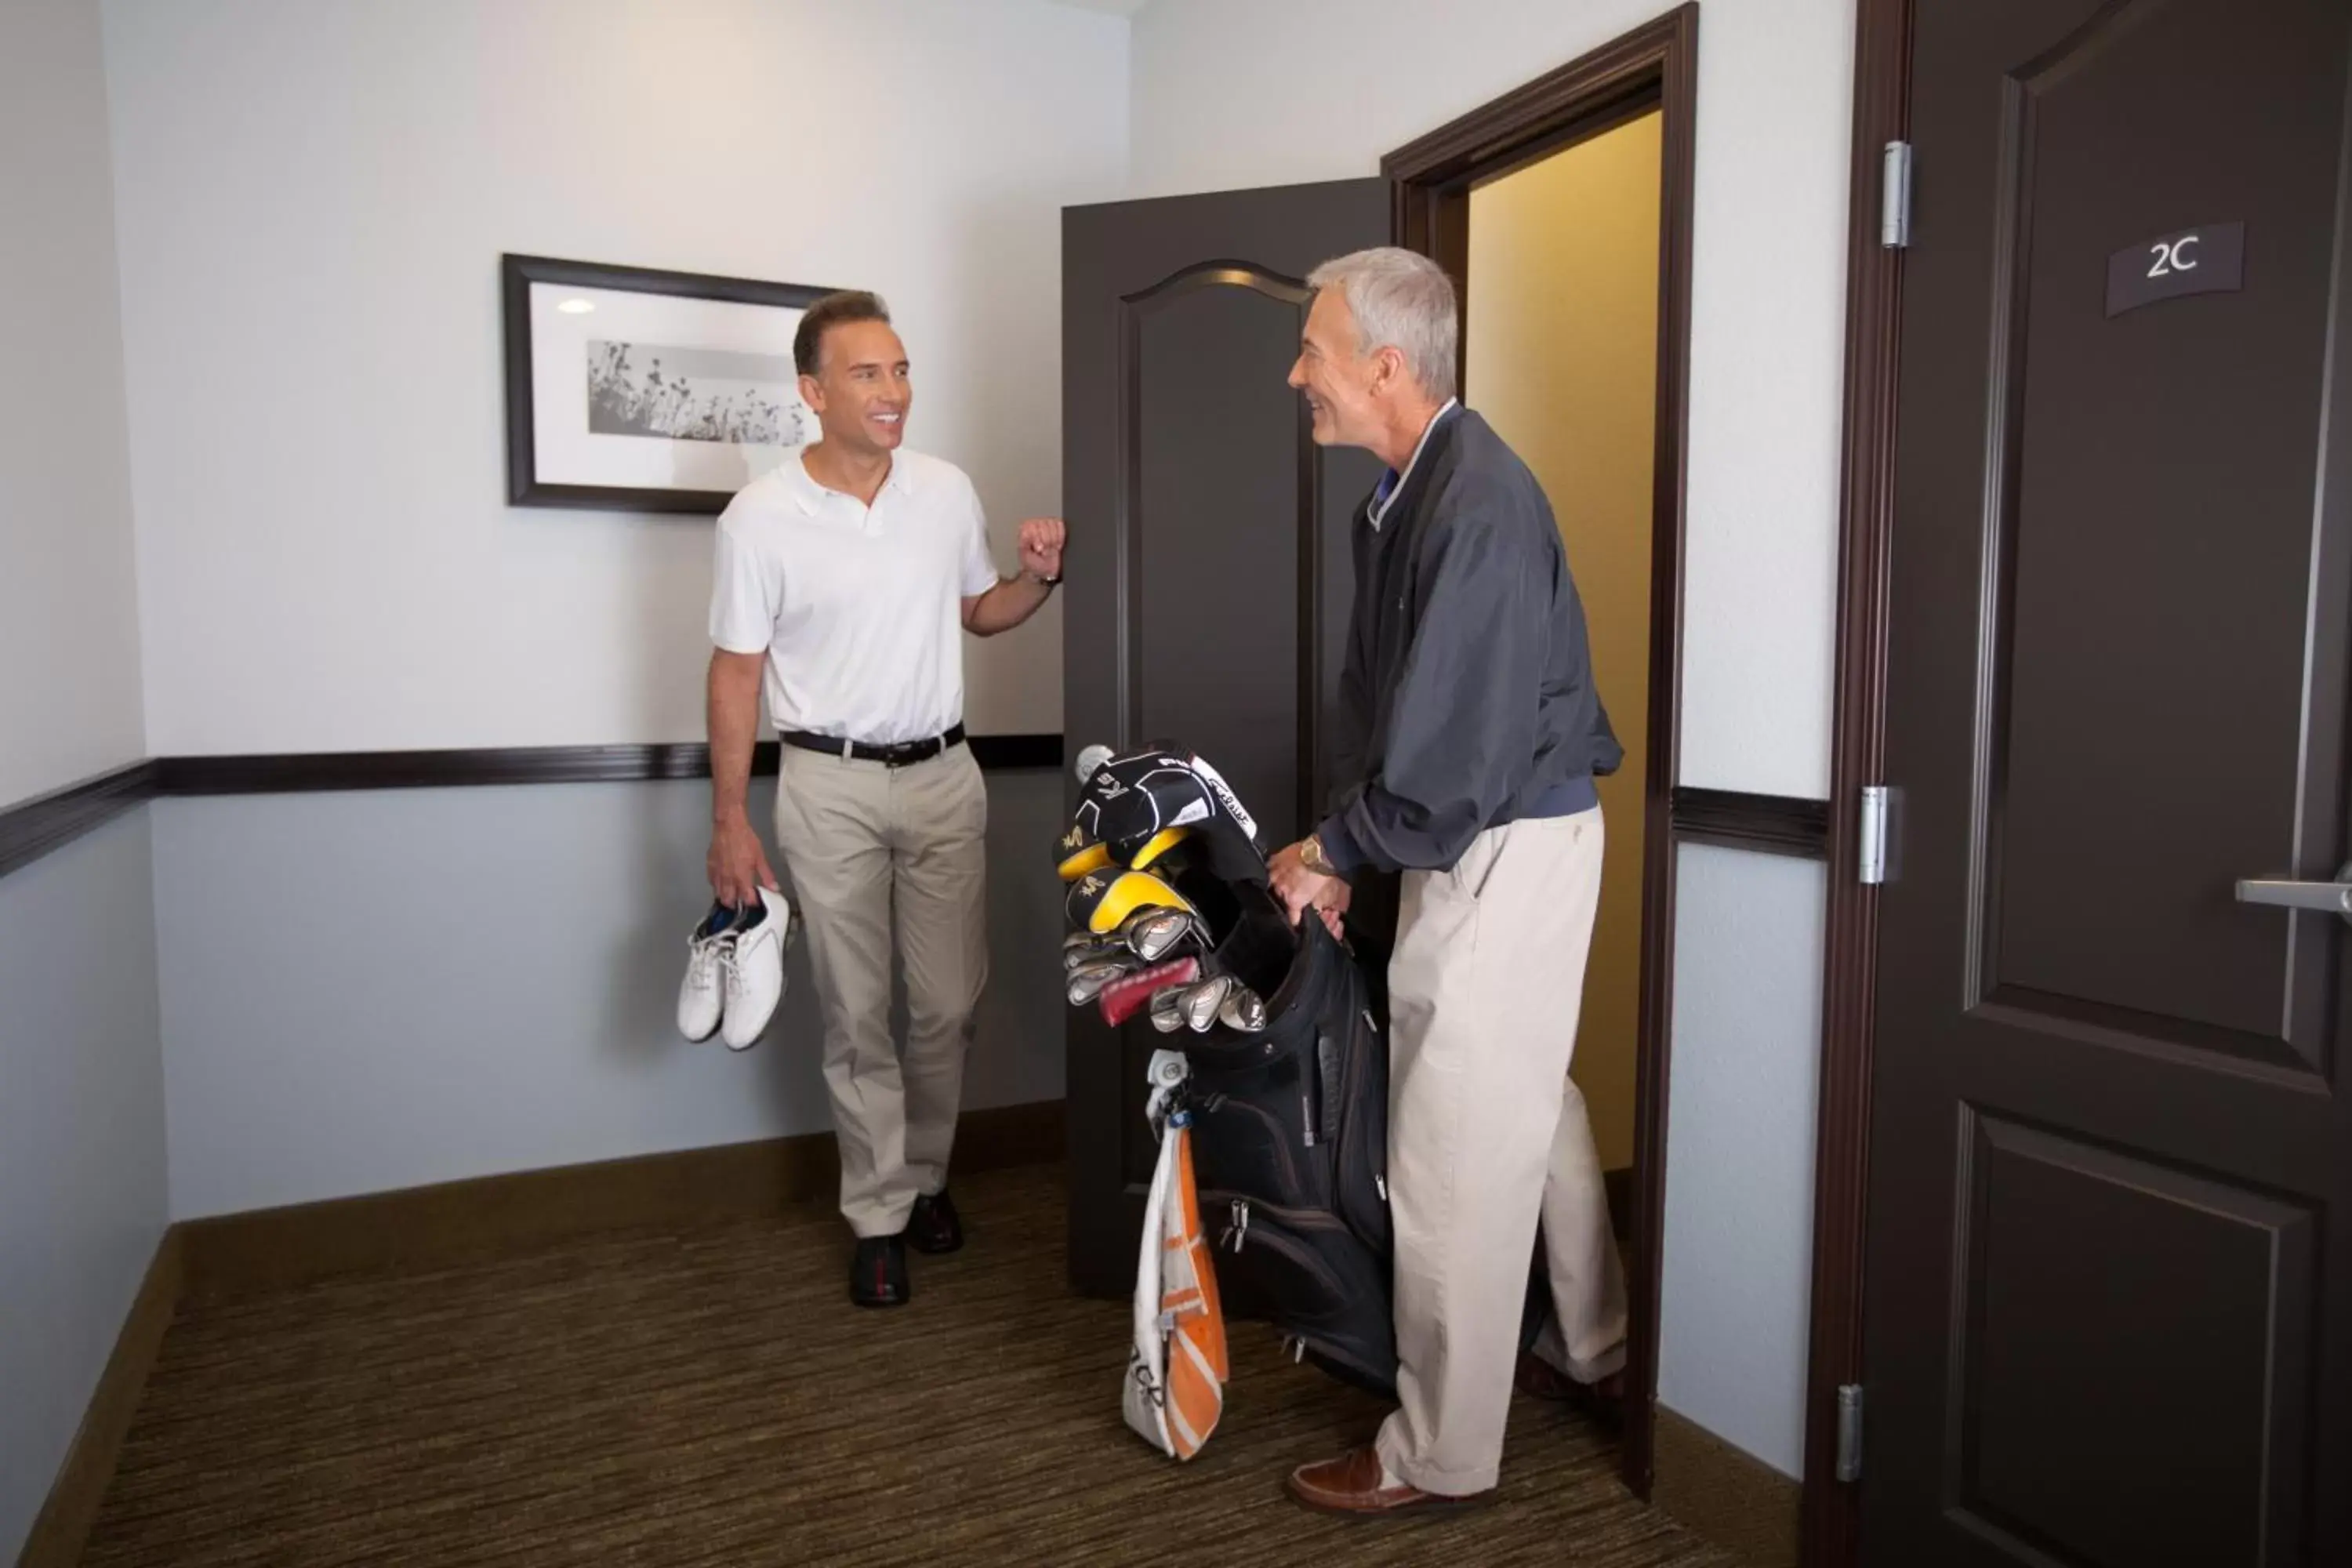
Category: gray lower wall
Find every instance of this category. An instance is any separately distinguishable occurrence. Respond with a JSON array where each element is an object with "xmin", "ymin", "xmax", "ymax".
[
  {"xmin": 151, "ymin": 770, "xmax": 1067, "ymax": 1221},
  {"xmin": 0, "ymin": 808, "xmax": 169, "ymax": 1563},
  {"xmin": 1657, "ymin": 842, "xmax": 1829, "ymax": 1479}
]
